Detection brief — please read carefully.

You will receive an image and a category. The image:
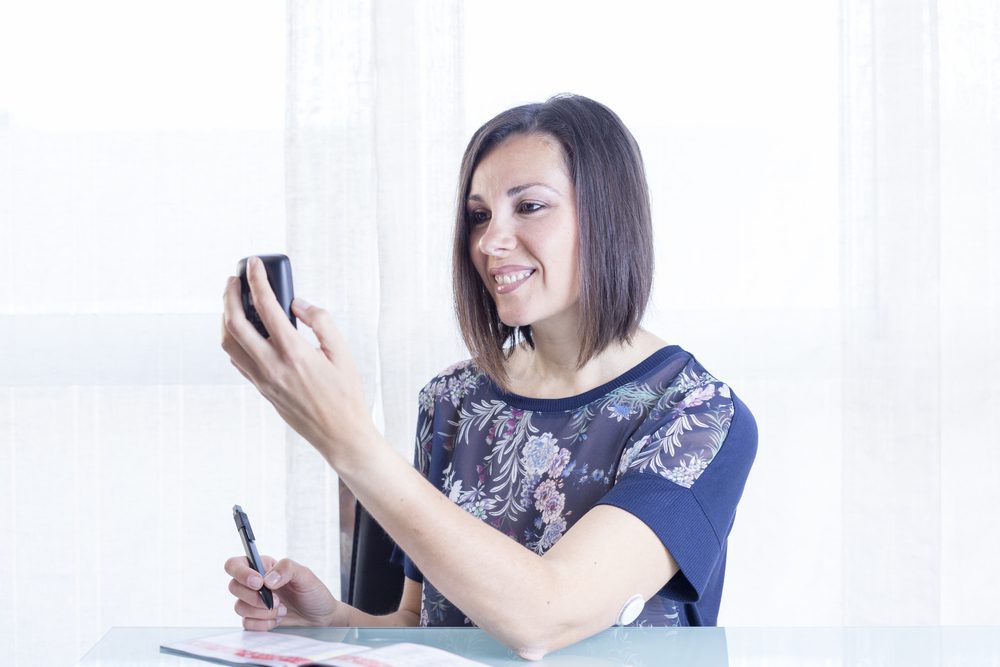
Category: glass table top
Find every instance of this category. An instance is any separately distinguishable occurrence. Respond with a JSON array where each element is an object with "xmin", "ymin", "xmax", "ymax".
[{"xmin": 78, "ymin": 625, "xmax": 1000, "ymax": 666}]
